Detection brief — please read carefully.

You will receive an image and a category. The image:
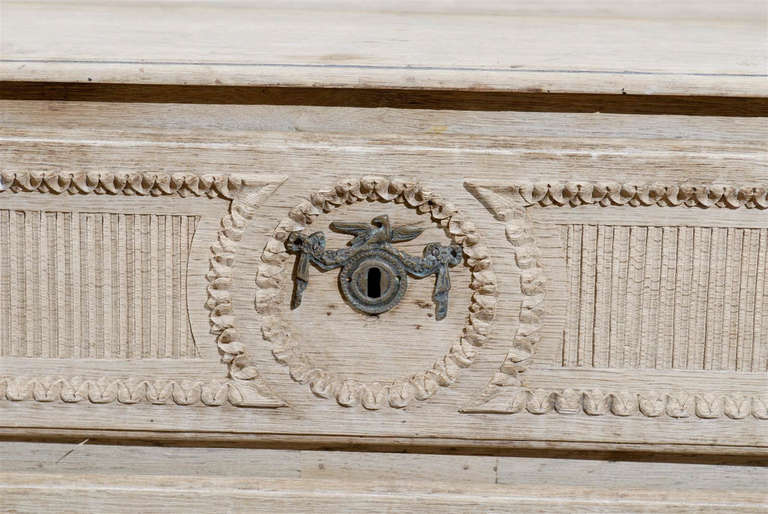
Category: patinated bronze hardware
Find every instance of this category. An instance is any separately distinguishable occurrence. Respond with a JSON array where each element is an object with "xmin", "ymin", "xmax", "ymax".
[{"xmin": 286, "ymin": 215, "xmax": 462, "ymax": 319}]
